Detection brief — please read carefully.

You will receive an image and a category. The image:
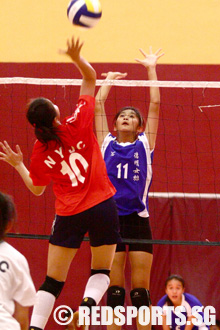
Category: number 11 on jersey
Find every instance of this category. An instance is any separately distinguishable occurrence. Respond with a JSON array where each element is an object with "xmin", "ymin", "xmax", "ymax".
[{"xmin": 116, "ymin": 163, "xmax": 128, "ymax": 179}]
